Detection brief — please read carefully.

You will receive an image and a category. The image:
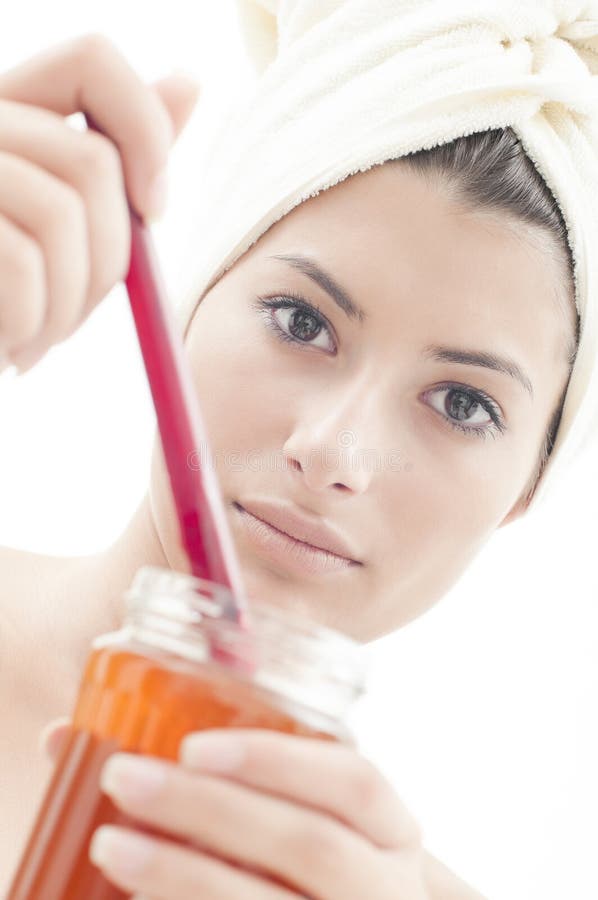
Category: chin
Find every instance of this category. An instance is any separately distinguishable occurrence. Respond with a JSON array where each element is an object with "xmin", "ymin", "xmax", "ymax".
[{"xmin": 240, "ymin": 558, "xmax": 355, "ymax": 638}]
